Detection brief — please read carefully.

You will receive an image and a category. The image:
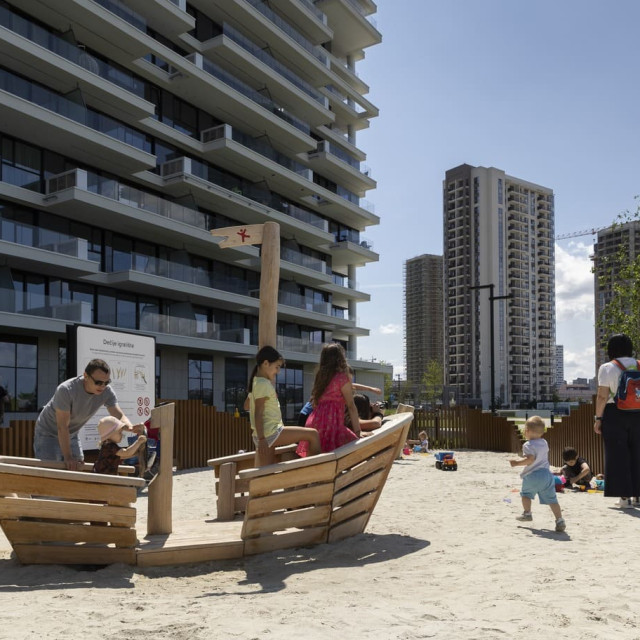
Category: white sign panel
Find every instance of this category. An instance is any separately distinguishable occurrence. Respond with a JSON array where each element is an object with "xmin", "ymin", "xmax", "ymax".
[{"xmin": 75, "ymin": 326, "xmax": 155, "ymax": 450}]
